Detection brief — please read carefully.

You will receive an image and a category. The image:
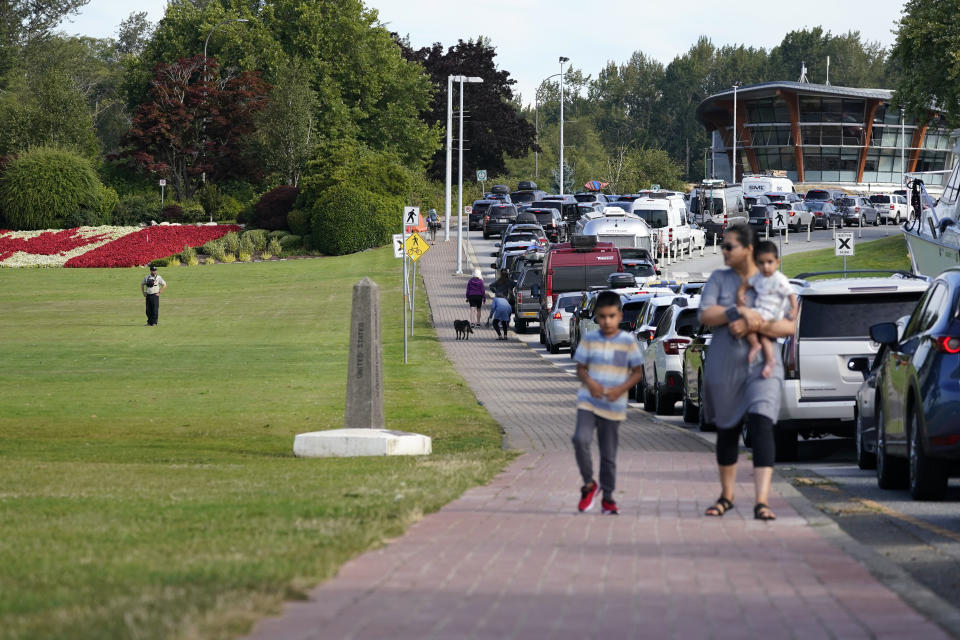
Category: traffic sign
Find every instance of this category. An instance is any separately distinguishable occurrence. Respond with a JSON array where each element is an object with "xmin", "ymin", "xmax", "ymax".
[
  {"xmin": 835, "ymin": 233, "xmax": 854, "ymax": 256},
  {"xmin": 404, "ymin": 232, "xmax": 430, "ymax": 262},
  {"xmin": 403, "ymin": 206, "xmax": 420, "ymax": 226},
  {"xmin": 476, "ymin": 169, "xmax": 487, "ymax": 182},
  {"xmin": 392, "ymin": 234, "xmax": 405, "ymax": 258},
  {"xmin": 159, "ymin": 179, "xmax": 166, "ymax": 186},
  {"xmin": 465, "ymin": 205, "xmax": 473, "ymax": 214},
  {"xmin": 770, "ymin": 209, "xmax": 787, "ymax": 230}
]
